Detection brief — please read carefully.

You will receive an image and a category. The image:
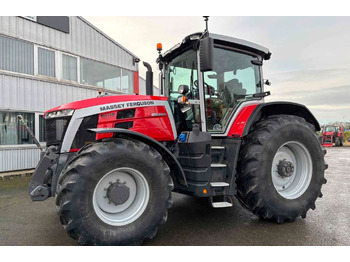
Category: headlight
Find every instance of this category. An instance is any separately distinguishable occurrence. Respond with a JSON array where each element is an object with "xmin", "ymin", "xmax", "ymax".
[
  {"xmin": 178, "ymin": 85, "xmax": 189, "ymax": 95},
  {"xmin": 45, "ymin": 109, "xmax": 75, "ymax": 119}
]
